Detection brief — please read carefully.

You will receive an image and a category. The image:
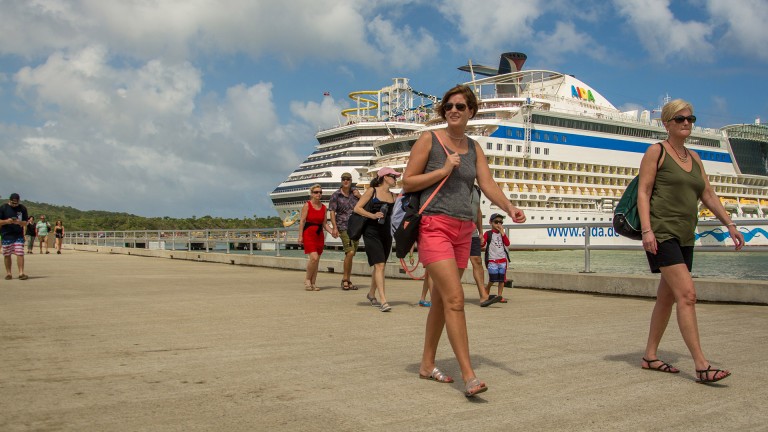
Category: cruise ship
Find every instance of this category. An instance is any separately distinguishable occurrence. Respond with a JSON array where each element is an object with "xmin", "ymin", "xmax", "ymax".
[{"xmin": 271, "ymin": 52, "xmax": 768, "ymax": 247}]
